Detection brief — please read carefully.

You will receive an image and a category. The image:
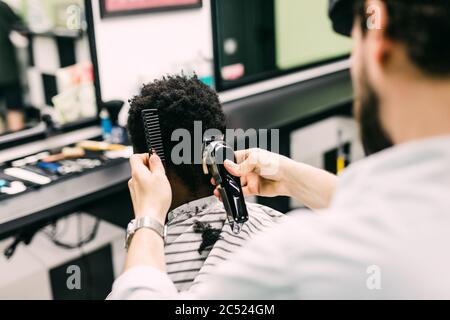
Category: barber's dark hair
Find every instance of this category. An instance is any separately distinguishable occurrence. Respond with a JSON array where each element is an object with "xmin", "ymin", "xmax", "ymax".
[
  {"xmin": 127, "ymin": 74, "xmax": 226, "ymax": 192},
  {"xmin": 355, "ymin": 0, "xmax": 450, "ymax": 77}
]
